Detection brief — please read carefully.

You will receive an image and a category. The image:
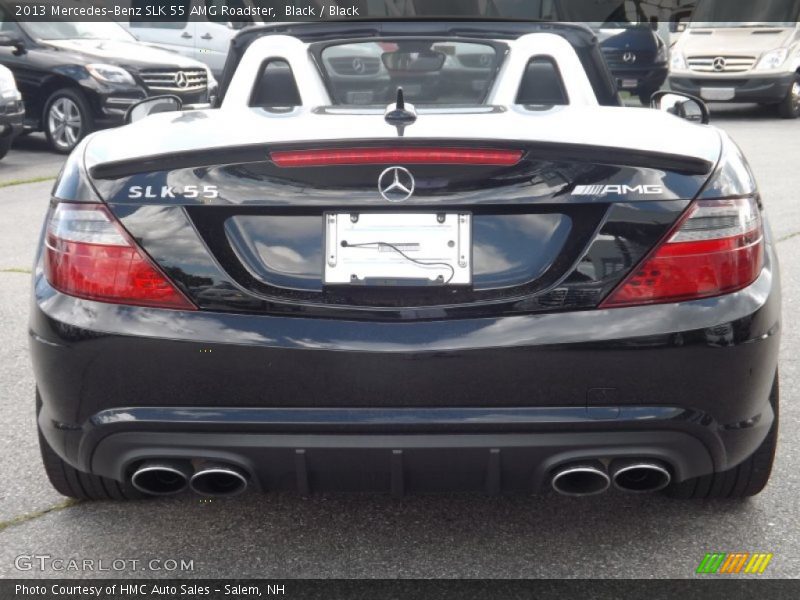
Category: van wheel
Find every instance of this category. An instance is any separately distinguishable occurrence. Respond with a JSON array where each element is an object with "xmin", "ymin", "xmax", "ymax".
[
  {"xmin": 778, "ymin": 75, "xmax": 800, "ymax": 119},
  {"xmin": 664, "ymin": 372, "xmax": 778, "ymax": 499},
  {"xmin": 37, "ymin": 390, "xmax": 145, "ymax": 500},
  {"xmin": 43, "ymin": 88, "xmax": 93, "ymax": 153}
]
